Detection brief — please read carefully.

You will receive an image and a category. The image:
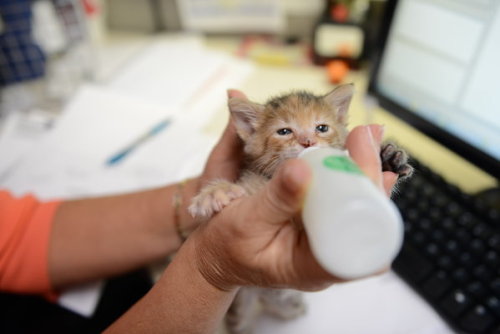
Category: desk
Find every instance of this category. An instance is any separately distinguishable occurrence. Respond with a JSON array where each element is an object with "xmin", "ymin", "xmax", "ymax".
[{"xmin": 1, "ymin": 32, "xmax": 495, "ymax": 333}]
